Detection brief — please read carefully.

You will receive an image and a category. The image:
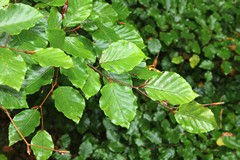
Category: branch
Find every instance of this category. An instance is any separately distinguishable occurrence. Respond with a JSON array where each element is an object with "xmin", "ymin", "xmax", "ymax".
[
  {"xmin": 202, "ymin": 102, "xmax": 225, "ymax": 107},
  {"xmin": 0, "ymin": 45, "xmax": 35, "ymax": 54}
]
